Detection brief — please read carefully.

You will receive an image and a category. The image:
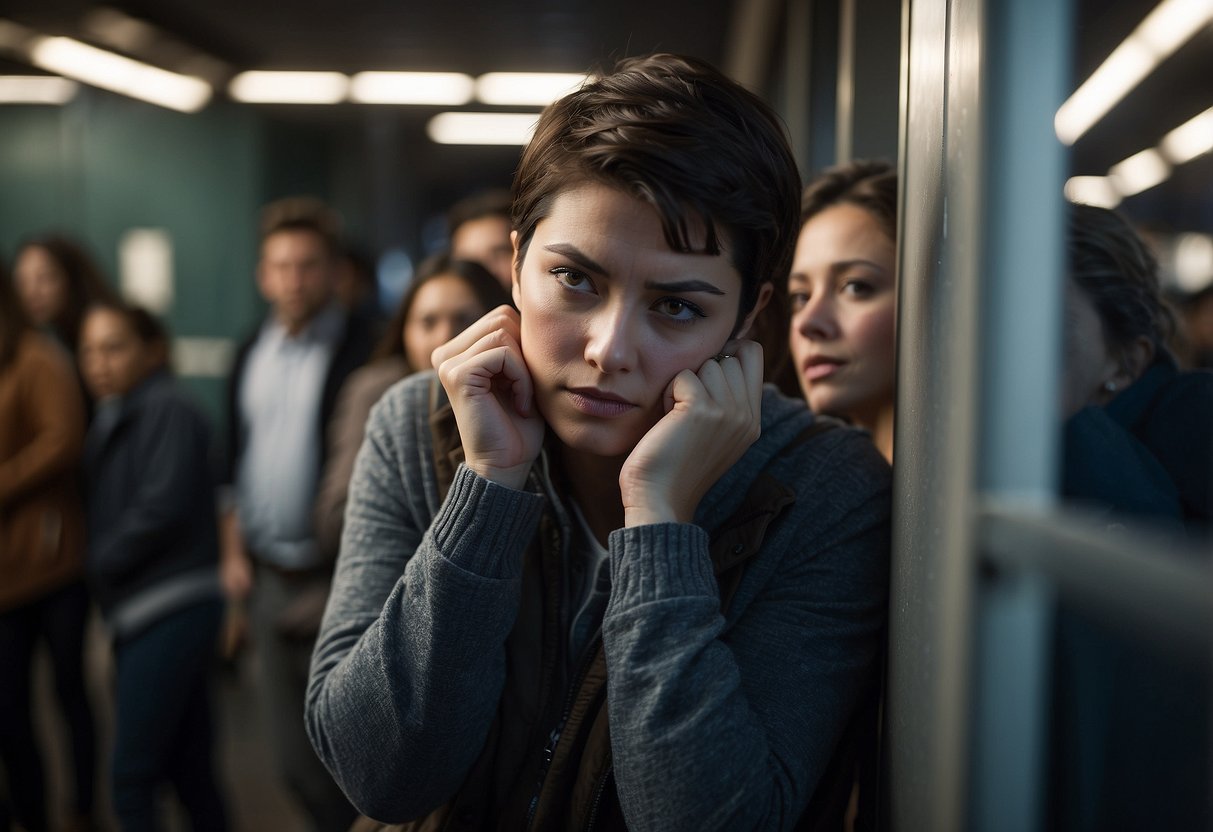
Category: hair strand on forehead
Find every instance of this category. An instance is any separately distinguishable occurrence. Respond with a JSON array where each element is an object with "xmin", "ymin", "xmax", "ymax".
[{"xmin": 511, "ymin": 53, "xmax": 801, "ymax": 328}]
